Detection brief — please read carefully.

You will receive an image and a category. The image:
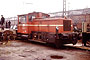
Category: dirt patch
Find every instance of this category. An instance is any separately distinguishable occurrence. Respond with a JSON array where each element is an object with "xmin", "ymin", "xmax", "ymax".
[
  {"xmin": 23, "ymin": 50, "xmax": 36, "ymax": 53},
  {"xmin": 34, "ymin": 58, "xmax": 50, "ymax": 60},
  {"xmin": 0, "ymin": 50, "xmax": 11, "ymax": 55},
  {"xmin": 0, "ymin": 40, "xmax": 89, "ymax": 60},
  {"xmin": 18, "ymin": 55, "xmax": 27, "ymax": 57},
  {"xmin": 50, "ymin": 55, "xmax": 64, "ymax": 59}
]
